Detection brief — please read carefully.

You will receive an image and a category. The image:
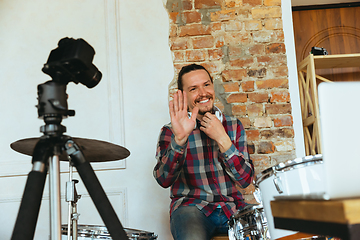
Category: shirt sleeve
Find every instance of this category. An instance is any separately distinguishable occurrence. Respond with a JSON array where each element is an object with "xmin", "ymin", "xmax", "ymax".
[
  {"xmin": 219, "ymin": 119, "xmax": 254, "ymax": 188},
  {"xmin": 153, "ymin": 126, "xmax": 187, "ymax": 188}
]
